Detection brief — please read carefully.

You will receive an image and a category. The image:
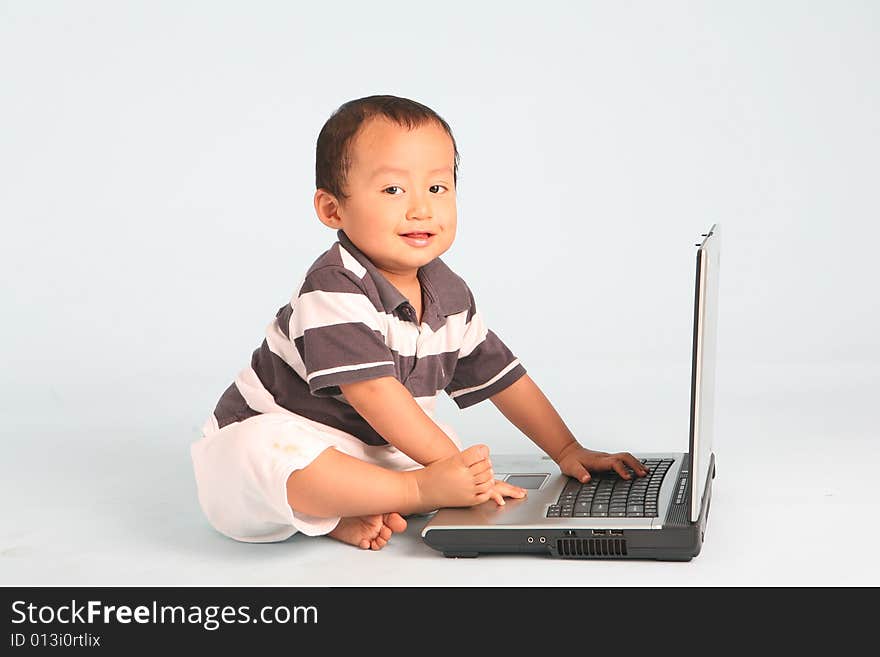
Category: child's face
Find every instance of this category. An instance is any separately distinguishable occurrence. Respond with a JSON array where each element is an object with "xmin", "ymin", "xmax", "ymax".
[{"xmin": 317, "ymin": 116, "xmax": 457, "ymax": 284}]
